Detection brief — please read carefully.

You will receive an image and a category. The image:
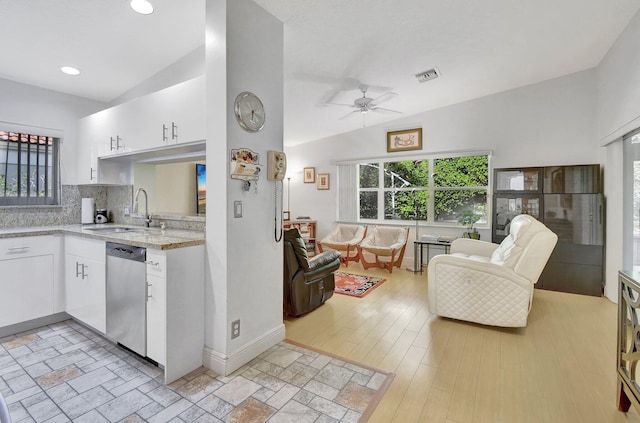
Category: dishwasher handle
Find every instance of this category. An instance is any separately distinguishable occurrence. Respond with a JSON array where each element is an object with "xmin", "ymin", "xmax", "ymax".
[{"xmin": 106, "ymin": 242, "xmax": 146, "ymax": 262}]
